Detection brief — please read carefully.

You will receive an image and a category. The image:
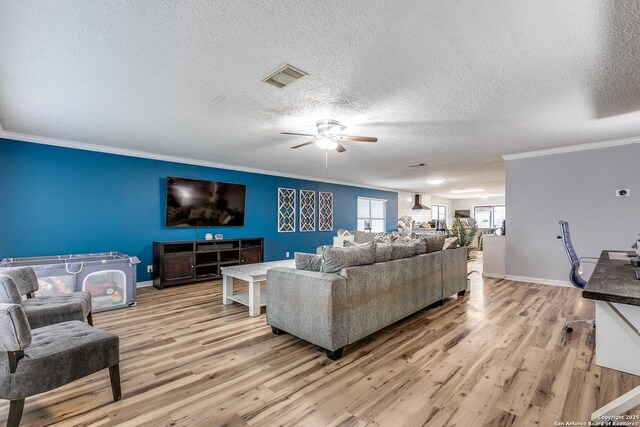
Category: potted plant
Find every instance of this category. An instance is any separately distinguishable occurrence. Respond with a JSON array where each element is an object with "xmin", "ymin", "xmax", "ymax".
[{"xmin": 439, "ymin": 218, "xmax": 479, "ymax": 290}]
